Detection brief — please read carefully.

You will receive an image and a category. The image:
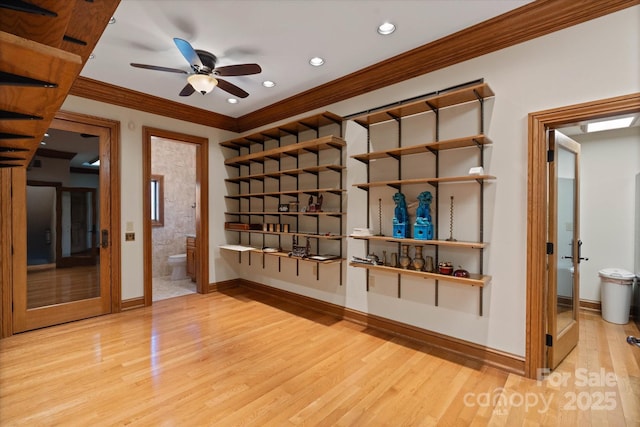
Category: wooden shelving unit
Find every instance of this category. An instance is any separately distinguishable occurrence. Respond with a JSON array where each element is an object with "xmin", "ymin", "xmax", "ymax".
[
  {"xmin": 225, "ymin": 211, "xmax": 345, "ymax": 217},
  {"xmin": 352, "ymin": 82, "xmax": 494, "ymax": 127},
  {"xmin": 225, "ymin": 187, "xmax": 345, "ymax": 199},
  {"xmin": 349, "ymin": 262, "xmax": 489, "ymax": 287},
  {"xmin": 221, "ymin": 245, "xmax": 344, "ymax": 264},
  {"xmin": 349, "ymin": 234, "xmax": 487, "ymax": 249},
  {"xmin": 224, "ymin": 136, "xmax": 345, "ymax": 166},
  {"xmin": 221, "ymin": 111, "xmax": 346, "ymax": 283},
  {"xmin": 351, "ymin": 135, "xmax": 491, "ymax": 163},
  {"xmin": 353, "ymin": 175, "xmax": 496, "ymax": 190},
  {"xmin": 348, "ymin": 80, "xmax": 495, "ymax": 315},
  {"xmin": 225, "ymin": 164, "xmax": 345, "ymax": 184}
]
